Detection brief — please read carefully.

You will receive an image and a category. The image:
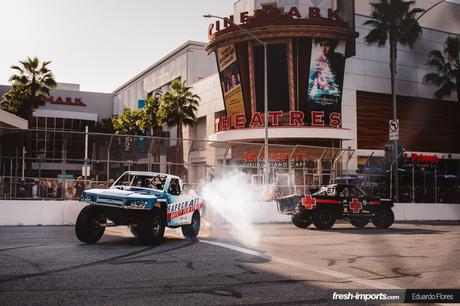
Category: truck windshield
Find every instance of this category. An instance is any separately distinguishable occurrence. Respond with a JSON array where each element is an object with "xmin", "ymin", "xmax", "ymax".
[{"xmin": 113, "ymin": 174, "xmax": 167, "ymax": 191}]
